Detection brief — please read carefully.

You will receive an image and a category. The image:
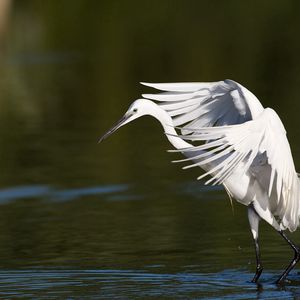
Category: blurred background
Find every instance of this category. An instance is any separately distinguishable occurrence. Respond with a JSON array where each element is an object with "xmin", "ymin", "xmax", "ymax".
[{"xmin": 0, "ymin": 0, "xmax": 300, "ymax": 298}]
